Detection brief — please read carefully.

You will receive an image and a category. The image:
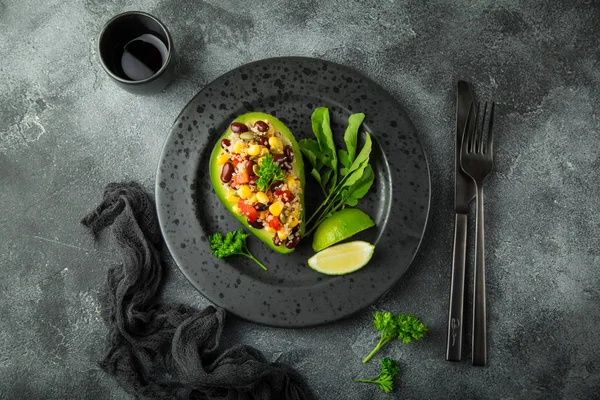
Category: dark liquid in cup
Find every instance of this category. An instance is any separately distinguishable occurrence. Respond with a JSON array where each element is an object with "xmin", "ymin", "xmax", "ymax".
[{"xmin": 113, "ymin": 33, "xmax": 168, "ymax": 81}]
